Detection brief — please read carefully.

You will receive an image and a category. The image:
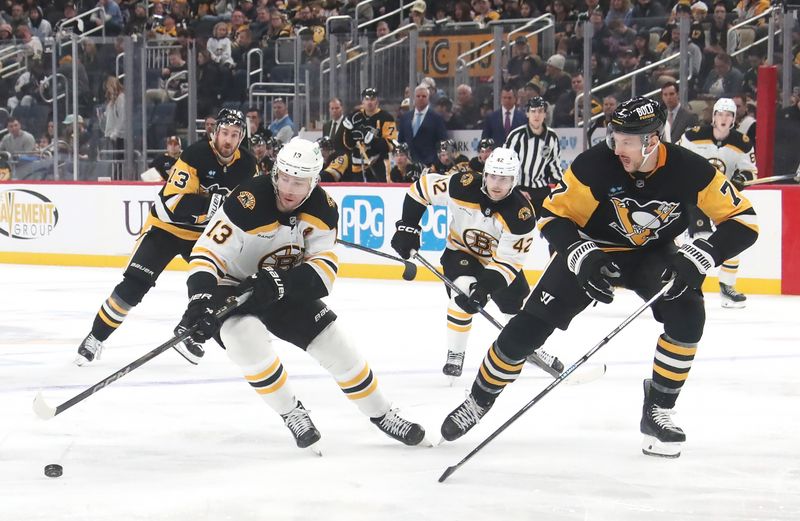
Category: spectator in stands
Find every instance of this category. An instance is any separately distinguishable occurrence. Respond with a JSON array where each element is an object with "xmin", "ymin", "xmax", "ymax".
[
  {"xmin": 542, "ymin": 54, "xmax": 571, "ymax": 105},
  {"xmin": 7, "ymin": 59, "xmax": 43, "ymax": 111},
  {"xmin": 196, "ymin": 50, "xmax": 226, "ymax": 117},
  {"xmin": 246, "ymin": 107, "xmax": 271, "ymax": 139},
  {"xmin": 231, "ymin": 28, "xmax": 254, "ymax": 67},
  {"xmin": 607, "ymin": 19, "xmax": 636, "ymax": 57},
  {"xmin": 4, "ymin": 3, "xmax": 27, "ymax": 31},
  {"xmin": 91, "ymin": 0, "xmax": 124, "ymax": 35},
  {"xmin": 501, "ymin": 0, "xmax": 521, "ymax": 19},
  {"xmin": 606, "ymin": 0, "xmax": 633, "ymax": 27},
  {"xmin": 229, "ymin": 9, "xmax": 249, "ymax": 35},
  {"xmin": 435, "ymin": 97, "xmax": 464, "ymax": 130},
  {"xmin": 553, "ymin": 72, "xmax": 588, "ymax": 127},
  {"xmin": 691, "ymin": 2, "xmax": 709, "ymax": 25},
  {"xmin": 481, "ymin": 85, "xmax": 525, "ymax": 142},
  {"xmin": 454, "ymin": 84, "xmax": 481, "ymax": 130},
  {"xmin": 160, "ymin": 49, "xmax": 187, "ymax": 100},
  {"xmin": 57, "ymin": 3, "xmax": 83, "ymax": 35},
  {"xmin": 249, "ymin": 6, "xmax": 270, "ymax": 41},
  {"xmin": 0, "ymin": 23, "xmax": 12, "ymax": 42},
  {"xmin": 734, "ymin": 0, "xmax": 769, "ymax": 25},
  {"xmin": 656, "ymin": 24, "xmax": 702, "ymax": 84},
  {"xmin": 707, "ymin": 1, "xmax": 730, "ymax": 56},
  {"xmin": 203, "ymin": 114, "xmax": 217, "ymax": 138},
  {"xmin": 589, "ymin": 8, "xmax": 613, "ymax": 59},
  {"xmin": 15, "ymin": 25, "xmax": 42, "ymax": 61},
  {"xmin": 630, "ymin": 0, "xmax": 668, "ymax": 31},
  {"xmin": 397, "ymin": 84, "xmax": 448, "ymax": 167},
  {"xmin": 240, "ymin": 0, "xmax": 257, "ymax": 21},
  {"xmin": 633, "ymin": 29, "xmax": 658, "ymax": 65},
  {"xmin": 472, "ymin": 0, "xmax": 500, "ymax": 27},
  {"xmin": 208, "ymin": 22, "xmax": 236, "ymax": 67},
  {"xmin": 701, "ymin": 52, "xmax": 743, "ymax": 98},
  {"xmin": 153, "ymin": 13, "xmax": 178, "ymax": 39},
  {"xmin": 269, "ymin": 97, "xmax": 296, "ymax": 144},
  {"xmin": 408, "ymin": 1, "xmax": 432, "ymax": 30},
  {"xmin": 27, "ymin": 6, "xmax": 51, "ymax": 40},
  {"xmin": 588, "ymin": 92, "xmax": 618, "ymax": 143},
  {"xmin": 506, "ymin": 37, "xmax": 539, "ymax": 90},
  {"xmin": 660, "ymin": 81, "xmax": 698, "ymax": 143},
  {"xmin": 262, "ymin": 8, "xmax": 291, "ymax": 44},
  {"xmin": 102, "ymin": 76, "xmax": 126, "ymax": 154},
  {"xmin": 0, "ymin": 118, "xmax": 36, "ymax": 154},
  {"xmin": 125, "ymin": 3, "xmax": 148, "ymax": 35},
  {"xmin": 35, "ymin": 135, "xmax": 51, "ymax": 156},
  {"xmin": 550, "ymin": 0, "xmax": 576, "ymax": 40},
  {"xmin": 300, "ymin": 37, "xmax": 323, "ymax": 65}
]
